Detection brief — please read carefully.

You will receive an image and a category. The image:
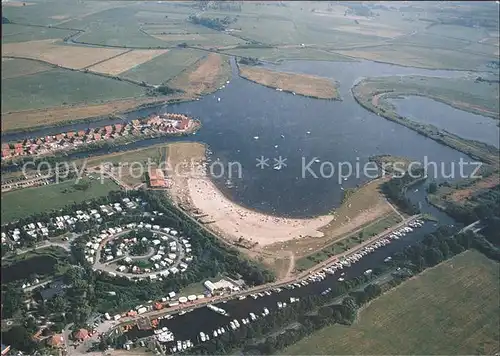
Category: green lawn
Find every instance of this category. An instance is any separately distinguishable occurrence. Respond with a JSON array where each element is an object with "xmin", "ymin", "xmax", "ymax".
[
  {"xmin": 283, "ymin": 250, "xmax": 500, "ymax": 355},
  {"xmin": 1, "ymin": 178, "xmax": 119, "ymax": 224},
  {"xmin": 1, "ymin": 68, "xmax": 145, "ymax": 112},
  {"xmin": 121, "ymin": 49, "xmax": 206, "ymax": 85}
]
